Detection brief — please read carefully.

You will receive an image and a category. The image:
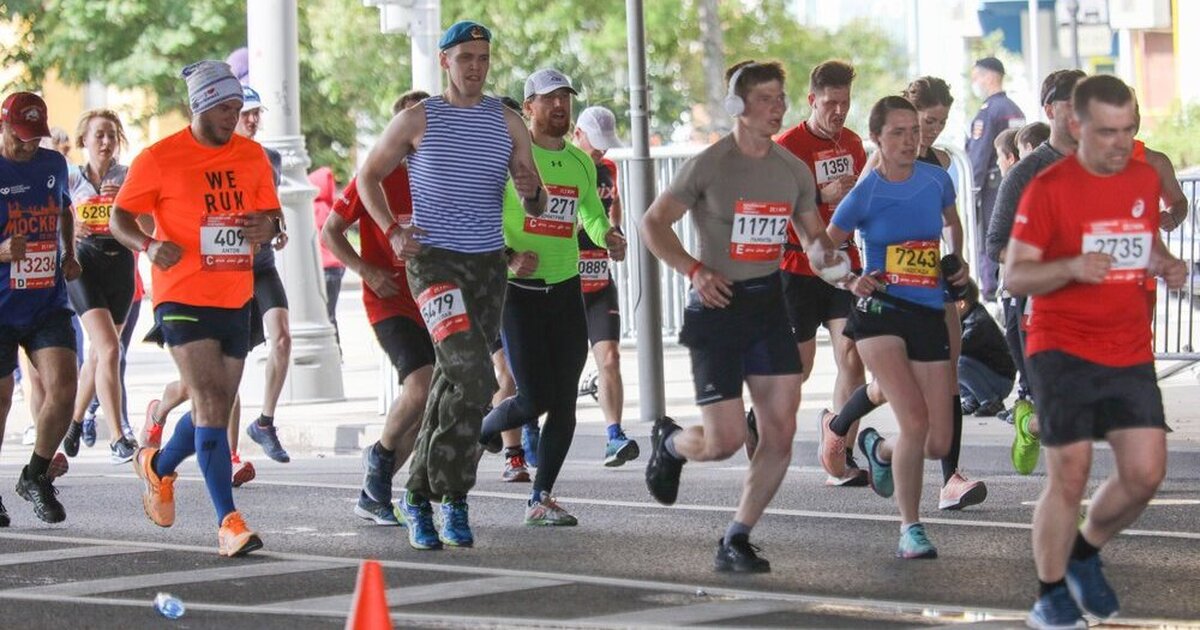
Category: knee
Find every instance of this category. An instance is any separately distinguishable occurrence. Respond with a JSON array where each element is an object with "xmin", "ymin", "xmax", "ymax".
[
  {"xmin": 272, "ymin": 329, "xmax": 292, "ymax": 358},
  {"xmin": 597, "ymin": 346, "xmax": 620, "ymax": 373},
  {"xmin": 95, "ymin": 340, "xmax": 121, "ymax": 367},
  {"xmin": 1048, "ymin": 468, "xmax": 1091, "ymax": 504},
  {"xmin": 1122, "ymin": 463, "xmax": 1166, "ymax": 502},
  {"xmin": 924, "ymin": 430, "xmax": 951, "ymax": 460}
]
